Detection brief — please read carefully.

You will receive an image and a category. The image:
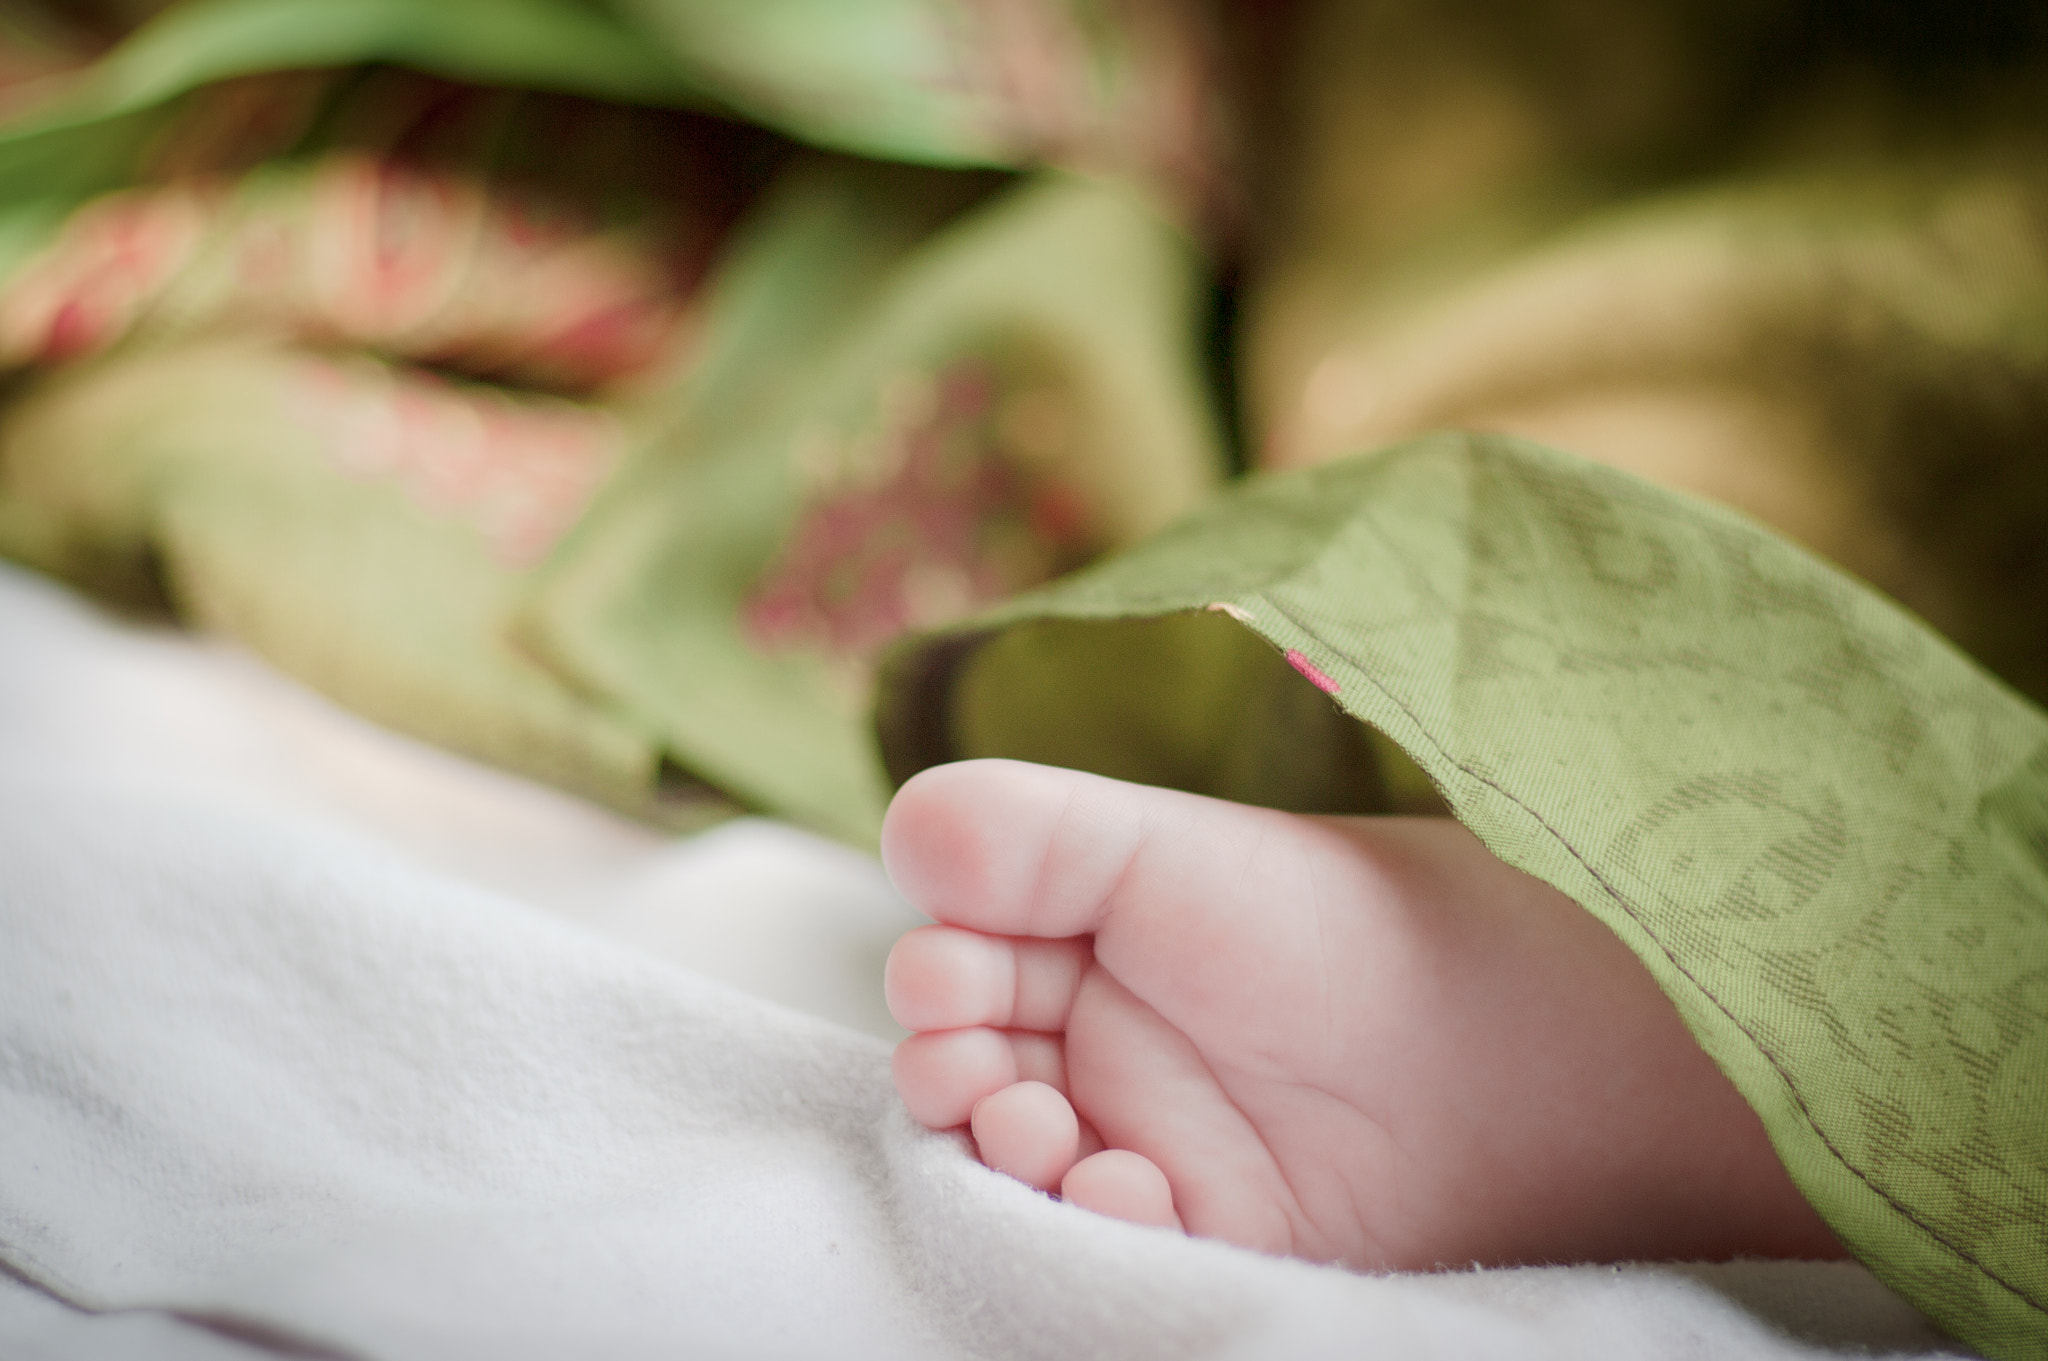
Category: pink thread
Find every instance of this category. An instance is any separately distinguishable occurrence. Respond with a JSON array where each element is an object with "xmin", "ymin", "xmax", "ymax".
[{"xmin": 1286, "ymin": 649, "xmax": 1340, "ymax": 695}]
